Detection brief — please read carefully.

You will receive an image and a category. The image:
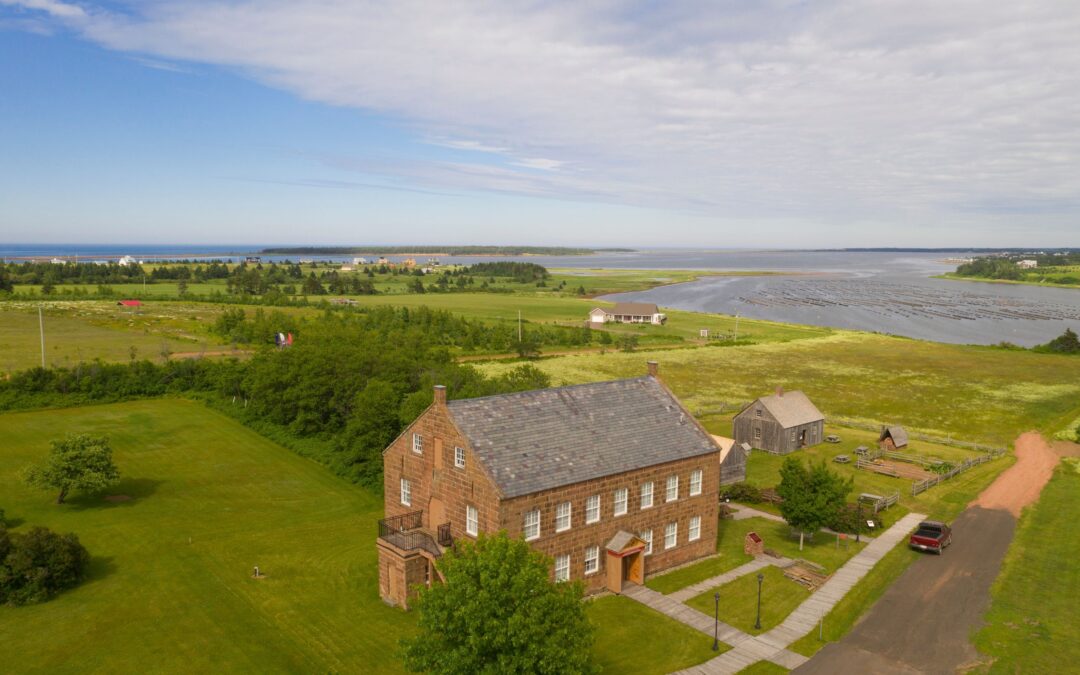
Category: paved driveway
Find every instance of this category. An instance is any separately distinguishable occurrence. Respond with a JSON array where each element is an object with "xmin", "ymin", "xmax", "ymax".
[{"xmin": 795, "ymin": 506, "xmax": 1015, "ymax": 675}]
